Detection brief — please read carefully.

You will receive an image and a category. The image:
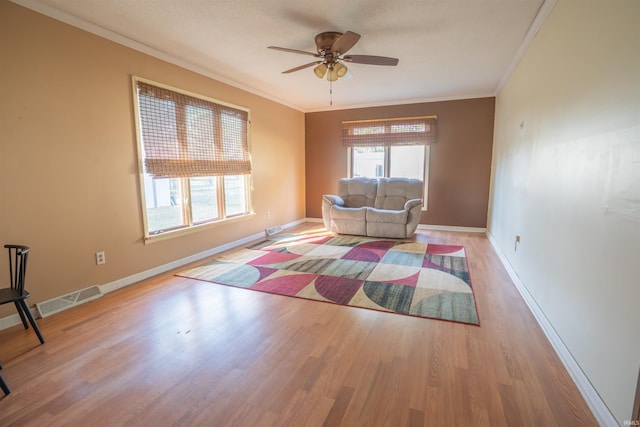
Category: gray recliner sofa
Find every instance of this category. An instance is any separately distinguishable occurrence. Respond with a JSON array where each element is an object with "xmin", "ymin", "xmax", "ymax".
[{"xmin": 322, "ymin": 177, "xmax": 423, "ymax": 239}]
